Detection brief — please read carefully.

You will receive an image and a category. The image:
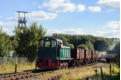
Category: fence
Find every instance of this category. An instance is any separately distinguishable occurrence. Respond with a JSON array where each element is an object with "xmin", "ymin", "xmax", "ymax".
[
  {"xmin": 84, "ymin": 63, "xmax": 120, "ymax": 80},
  {"xmin": 0, "ymin": 57, "xmax": 31, "ymax": 65},
  {"xmin": 0, "ymin": 57, "xmax": 35, "ymax": 74}
]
